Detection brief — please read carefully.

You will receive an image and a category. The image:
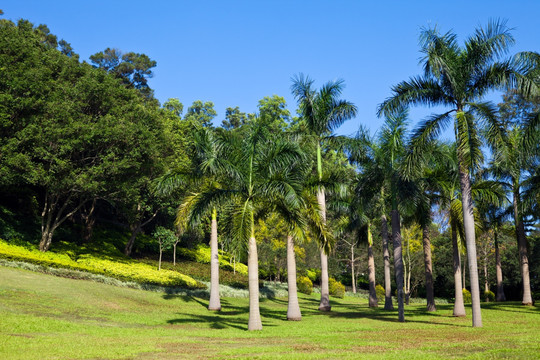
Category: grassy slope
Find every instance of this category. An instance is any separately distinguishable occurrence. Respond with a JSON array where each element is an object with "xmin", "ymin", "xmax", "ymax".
[{"xmin": 1, "ymin": 266, "xmax": 539, "ymax": 360}]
